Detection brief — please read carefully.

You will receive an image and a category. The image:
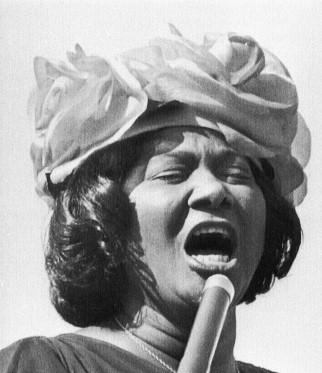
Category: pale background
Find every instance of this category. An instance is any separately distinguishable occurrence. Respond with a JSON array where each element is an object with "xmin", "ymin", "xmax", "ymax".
[{"xmin": 0, "ymin": 1, "xmax": 321, "ymax": 372}]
